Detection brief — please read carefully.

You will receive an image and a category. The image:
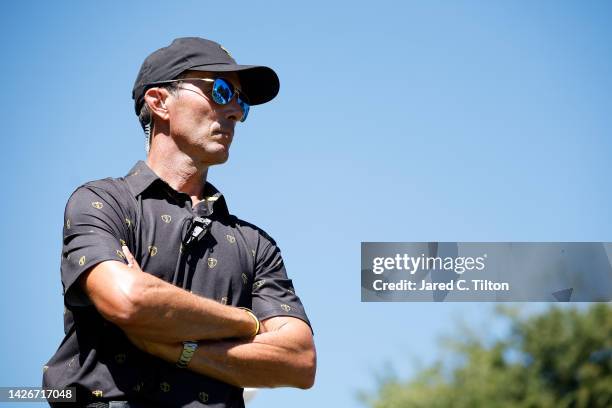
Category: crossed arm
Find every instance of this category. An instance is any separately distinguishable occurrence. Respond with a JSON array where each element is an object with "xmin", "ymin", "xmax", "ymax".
[{"xmin": 80, "ymin": 246, "xmax": 316, "ymax": 389}]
